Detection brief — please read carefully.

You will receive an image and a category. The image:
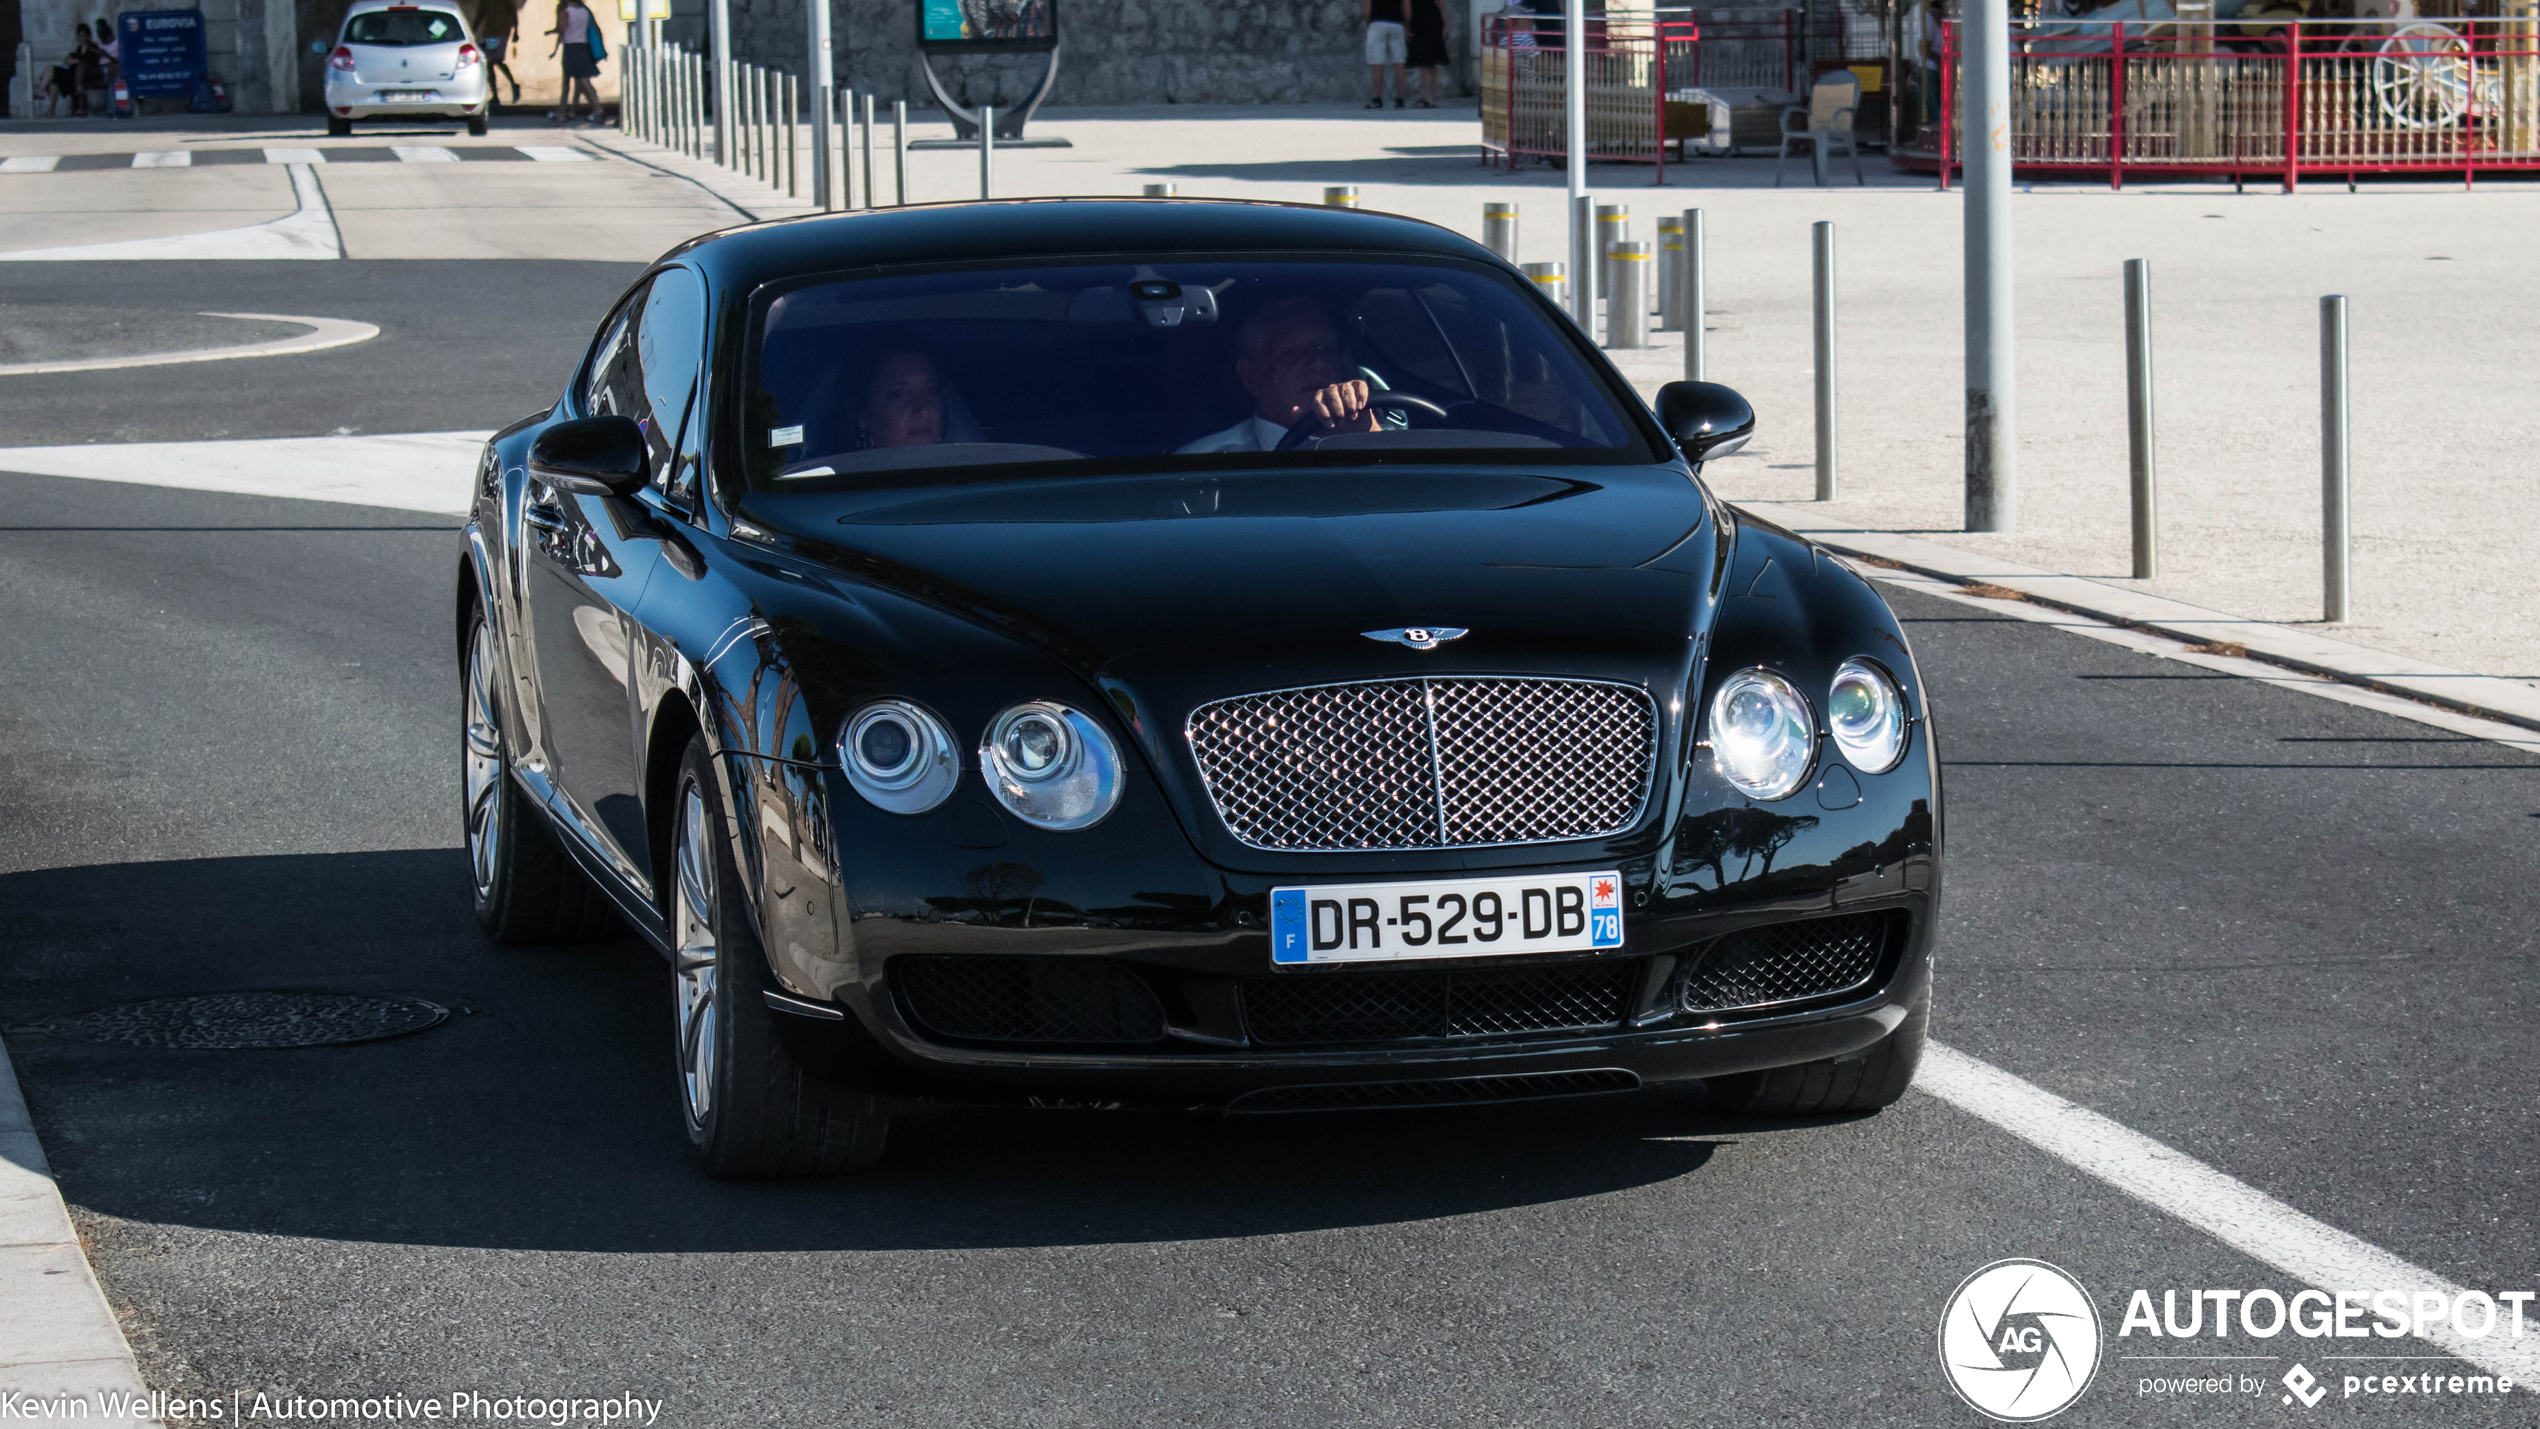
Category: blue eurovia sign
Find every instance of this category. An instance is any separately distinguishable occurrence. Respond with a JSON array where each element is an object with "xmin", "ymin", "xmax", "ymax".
[{"xmin": 118, "ymin": 9, "xmax": 208, "ymax": 98}]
